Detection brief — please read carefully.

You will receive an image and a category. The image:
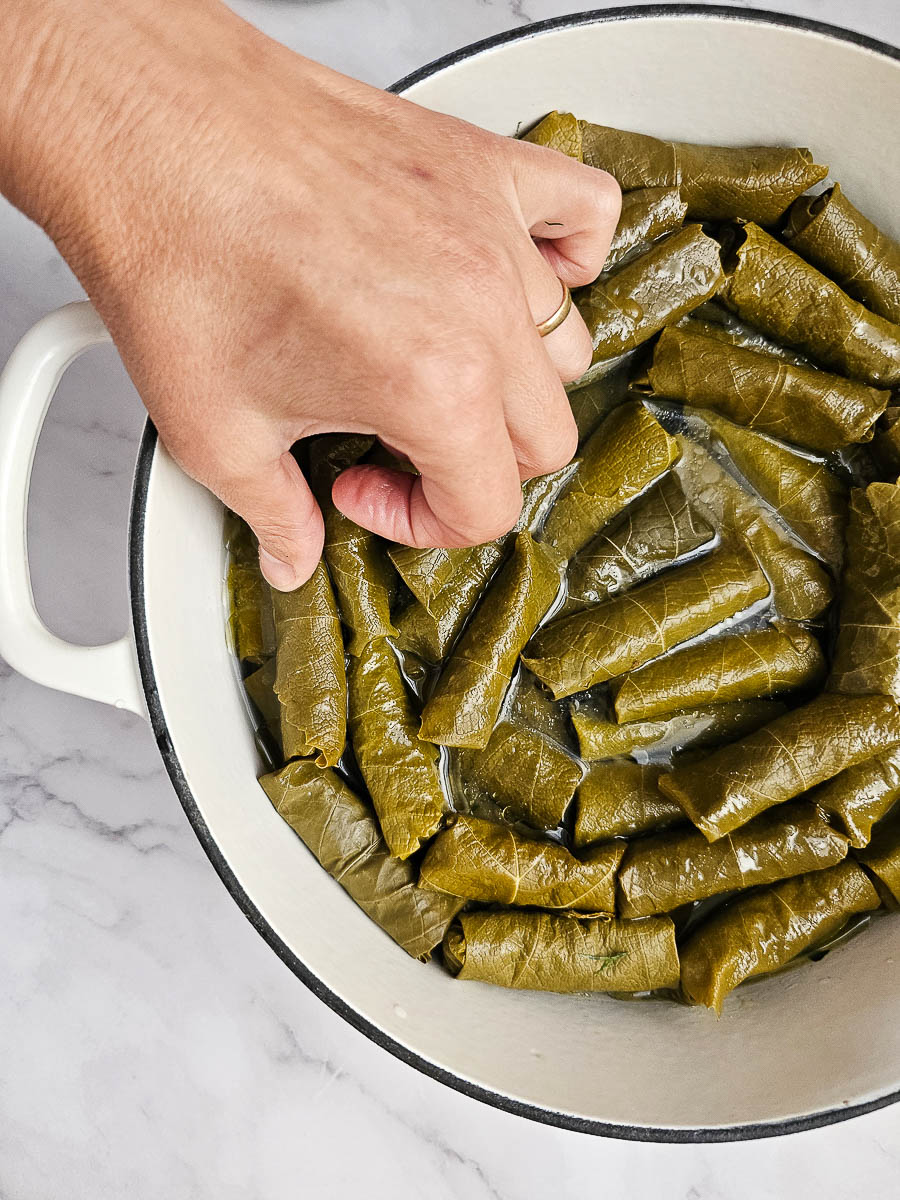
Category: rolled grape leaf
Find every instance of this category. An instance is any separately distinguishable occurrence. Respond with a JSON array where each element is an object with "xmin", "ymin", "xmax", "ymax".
[
  {"xmin": 680, "ymin": 861, "xmax": 879, "ymax": 1012},
  {"xmin": 572, "ymin": 699, "xmax": 786, "ymax": 762},
  {"xmin": 271, "ymin": 564, "xmax": 346, "ymax": 766},
  {"xmin": 388, "ymin": 544, "xmax": 471, "ymax": 611},
  {"xmin": 443, "ymin": 909, "xmax": 680, "ymax": 993},
  {"xmin": 507, "ymin": 668, "xmax": 573, "ymax": 747},
  {"xmin": 419, "ymin": 814, "xmax": 622, "ymax": 912},
  {"xmin": 674, "ymin": 435, "xmax": 833, "ymax": 620},
  {"xmin": 720, "ymin": 222, "xmax": 900, "ymax": 388},
  {"xmin": 659, "ymin": 693, "xmax": 900, "ymax": 841},
  {"xmin": 579, "ymin": 122, "xmax": 826, "ymax": 224},
  {"xmin": 605, "ymin": 186, "xmax": 687, "ymax": 271},
  {"xmin": 680, "ymin": 302, "xmax": 812, "ymax": 365},
  {"xmin": 243, "ymin": 658, "xmax": 282, "ymax": 749},
  {"xmin": 611, "ymin": 624, "xmax": 825, "ymax": 723},
  {"xmin": 456, "ymin": 720, "xmax": 580, "ymax": 830},
  {"xmin": 566, "ymin": 358, "xmax": 633, "ymax": 445},
  {"xmin": 647, "ymin": 326, "xmax": 888, "ymax": 452},
  {"xmin": 348, "ymin": 638, "xmax": 445, "ymax": 859},
  {"xmin": 784, "ymin": 183, "xmax": 900, "ymax": 324},
  {"xmin": 260, "ymin": 760, "xmax": 462, "ymax": 960},
  {"xmin": 856, "ymin": 812, "xmax": 900, "ymax": 906},
  {"xmin": 522, "ymin": 110, "xmax": 582, "ymax": 158},
  {"xmin": 574, "ymin": 761, "xmax": 685, "ymax": 846},
  {"xmin": 309, "ymin": 436, "xmax": 396, "ymax": 656},
  {"xmin": 524, "ymin": 539, "xmax": 769, "ymax": 699},
  {"xmin": 563, "ymin": 472, "xmax": 714, "ymax": 614},
  {"xmin": 419, "ymin": 533, "xmax": 561, "ymax": 748},
  {"xmin": 227, "ymin": 518, "xmax": 273, "ymax": 665},
  {"xmin": 830, "ymin": 482, "xmax": 900, "ymax": 703},
  {"xmin": 577, "ymin": 224, "xmax": 724, "ymax": 369},
  {"xmin": 541, "ymin": 401, "xmax": 680, "ymax": 561},
  {"xmin": 874, "ymin": 408, "xmax": 900, "ymax": 477},
  {"xmin": 703, "ymin": 411, "xmax": 847, "ymax": 565},
  {"xmin": 618, "ymin": 801, "xmax": 849, "ymax": 918},
  {"xmin": 812, "ymin": 749, "xmax": 900, "ymax": 848}
]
